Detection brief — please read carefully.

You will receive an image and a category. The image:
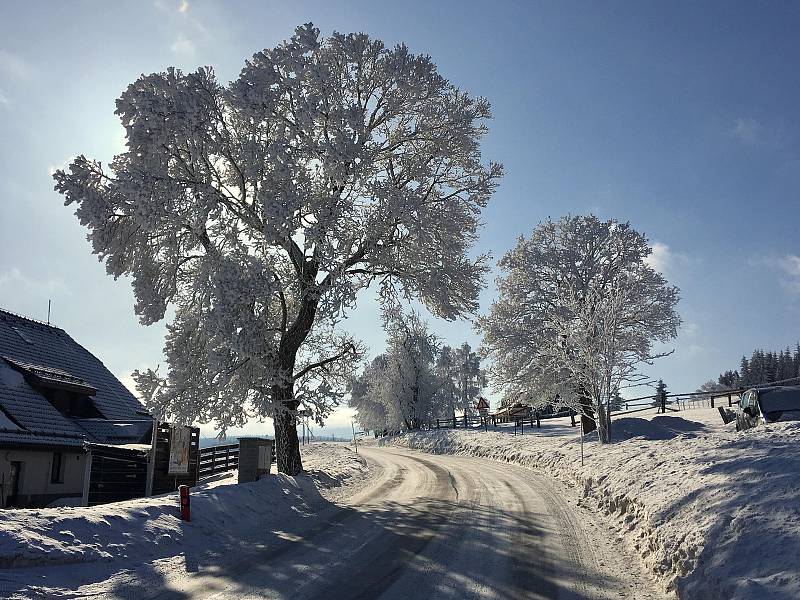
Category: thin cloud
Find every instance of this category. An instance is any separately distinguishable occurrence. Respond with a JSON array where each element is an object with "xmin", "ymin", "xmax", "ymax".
[
  {"xmin": 0, "ymin": 49, "xmax": 33, "ymax": 81},
  {"xmin": 179, "ymin": 0, "xmax": 189, "ymax": 13},
  {"xmin": 0, "ymin": 89, "xmax": 9, "ymax": 107},
  {"xmin": 776, "ymin": 255, "xmax": 800, "ymax": 292},
  {"xmin": 170, "ymin": 34, "xmax": 195, "ymax": 56},
  {"xmin": 646, "ymin": 242, "xmax": 689, "ymax": 277},
  {"xmin": 751, "ymin": 254, "xmax": 800, "ymax": 292},
  {"xmin": 0, "ymin": 267, "xmax": 70, "ymax": 298},
  {"xmin": 732, "ymin": 118, "xmax": 763, "ymax": 145}
]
